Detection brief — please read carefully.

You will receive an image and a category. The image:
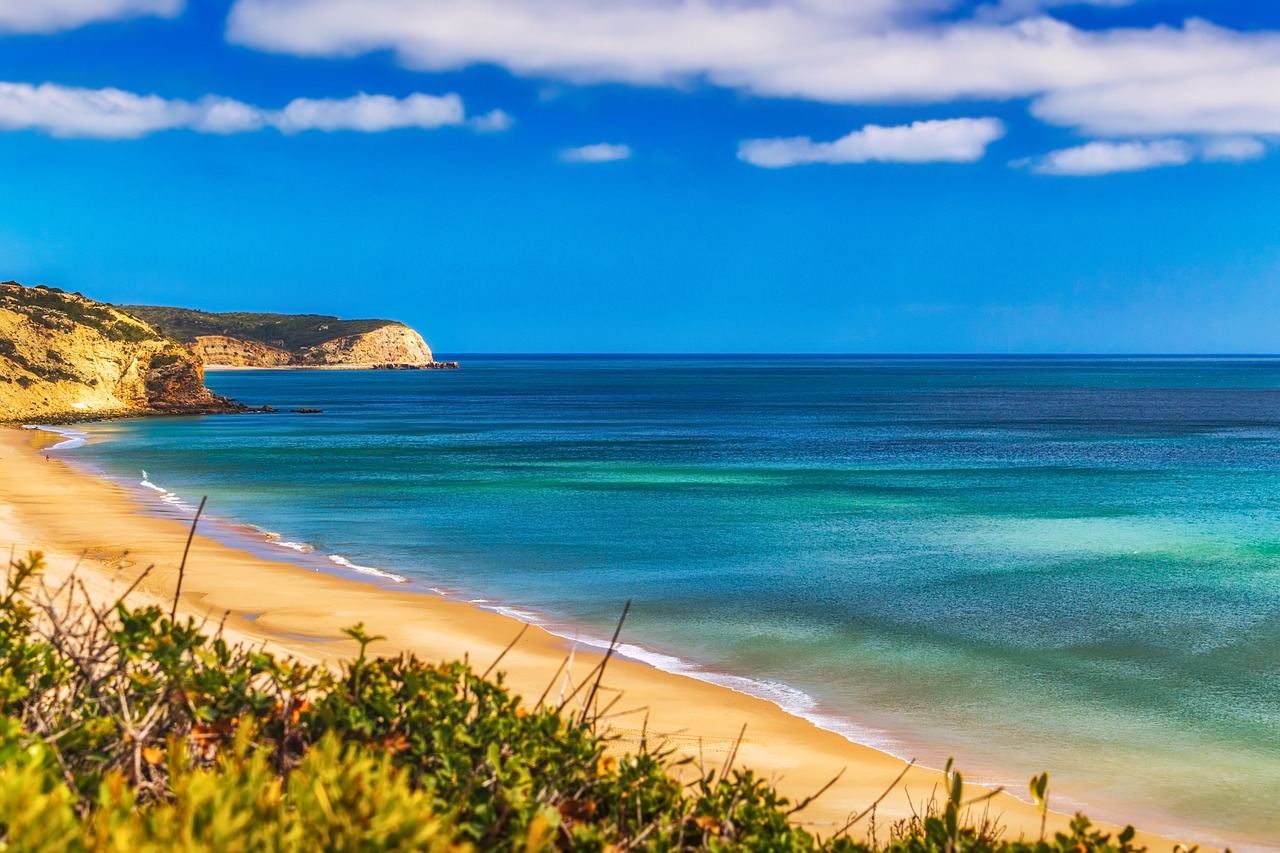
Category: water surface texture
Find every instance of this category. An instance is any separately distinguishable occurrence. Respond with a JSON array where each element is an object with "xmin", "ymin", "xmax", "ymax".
[{"xmin": 68, "ymin": 357, "xmax": 1280, "ymax": 850}]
